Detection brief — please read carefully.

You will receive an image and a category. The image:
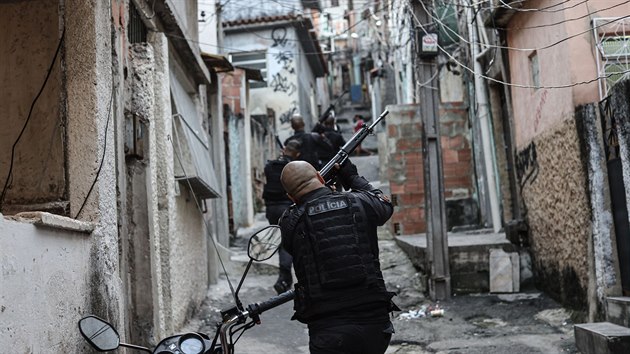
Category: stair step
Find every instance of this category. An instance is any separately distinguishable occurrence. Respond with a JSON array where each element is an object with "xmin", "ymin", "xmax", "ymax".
[
  {"xmin": 575, "ymin": 322, "xmax": 630, "ymax": 354},
  {"xmin": 607, "ymin": 297, "xmax": 630, "ymax": 328}
]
